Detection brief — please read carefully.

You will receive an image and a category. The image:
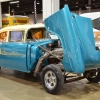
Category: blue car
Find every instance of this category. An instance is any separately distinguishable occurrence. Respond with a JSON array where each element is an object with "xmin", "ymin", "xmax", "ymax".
[{"xmin": 0, "ymin": 5, "xmax": 100, "ymax": 94}]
